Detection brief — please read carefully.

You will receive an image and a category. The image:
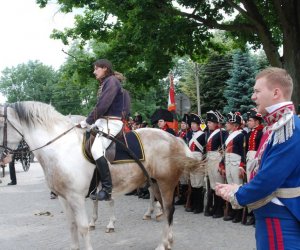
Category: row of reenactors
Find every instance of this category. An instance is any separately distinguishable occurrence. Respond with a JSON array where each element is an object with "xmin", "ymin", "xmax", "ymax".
[{"xmin": 175, "ymin": 109, "xmax": 264, "ymax": 226}]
